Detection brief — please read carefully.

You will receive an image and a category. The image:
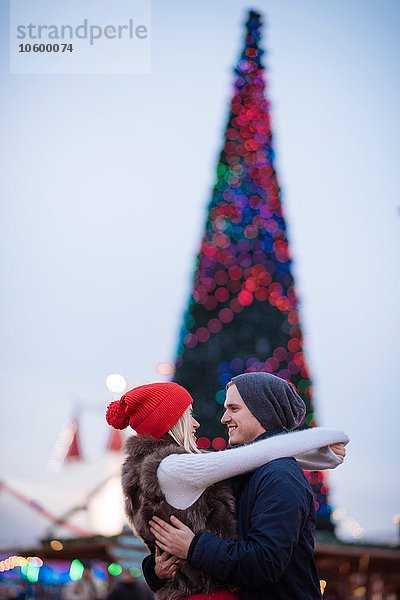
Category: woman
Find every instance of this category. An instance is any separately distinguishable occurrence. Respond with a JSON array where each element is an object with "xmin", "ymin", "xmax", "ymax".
[{"xmin": 106, "ymin": 381, "xmax": 348, "ymax": 600}]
